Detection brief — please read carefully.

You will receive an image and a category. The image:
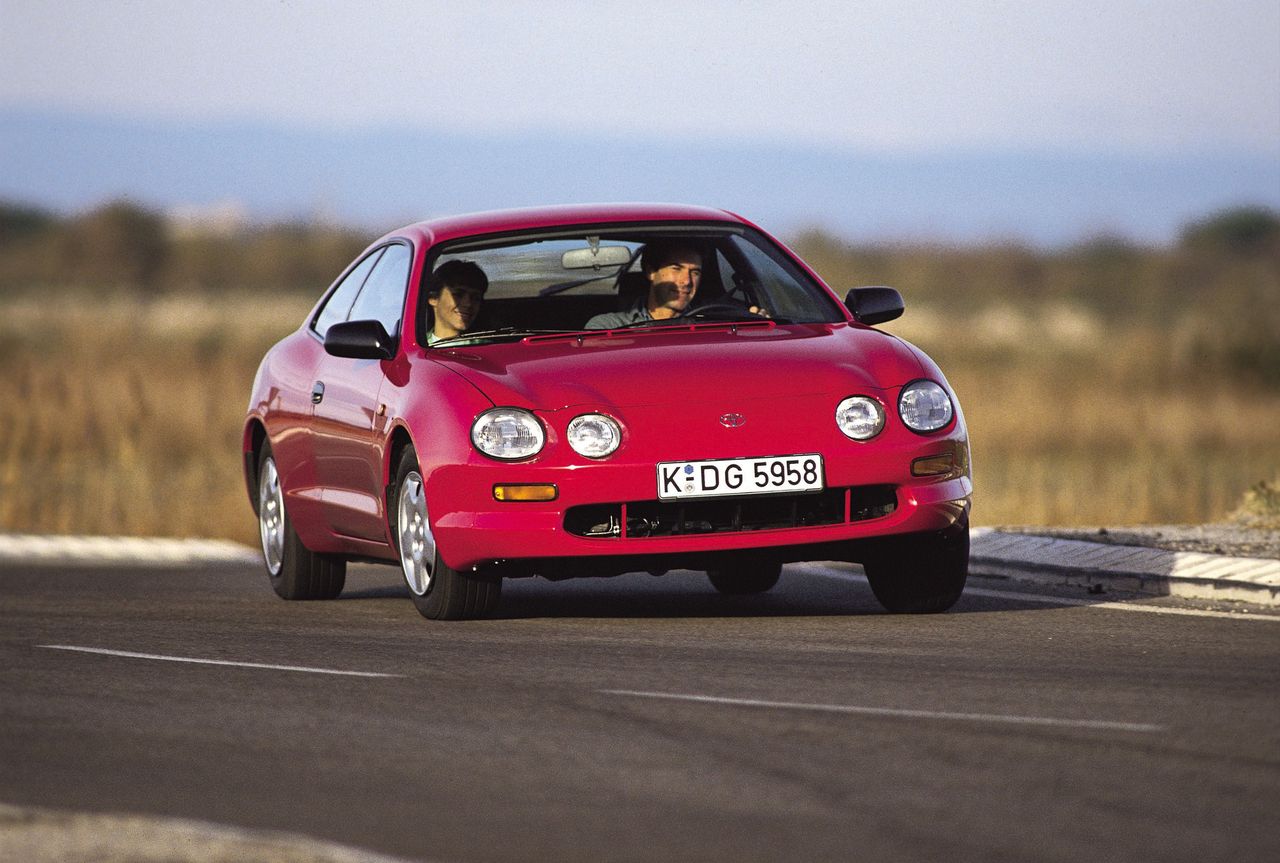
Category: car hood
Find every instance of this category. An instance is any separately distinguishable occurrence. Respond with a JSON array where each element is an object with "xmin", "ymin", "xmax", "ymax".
[{"xmin": 425, "ymin": 323, "xmax": 926, "ymax": 411}]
